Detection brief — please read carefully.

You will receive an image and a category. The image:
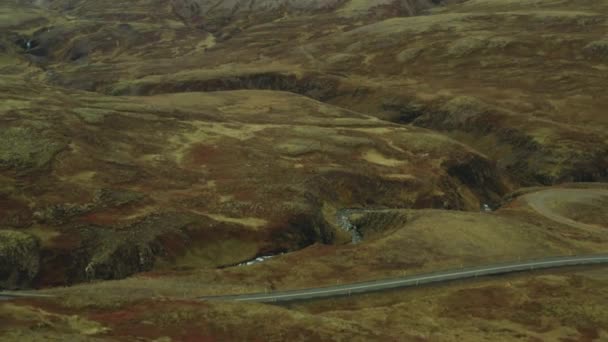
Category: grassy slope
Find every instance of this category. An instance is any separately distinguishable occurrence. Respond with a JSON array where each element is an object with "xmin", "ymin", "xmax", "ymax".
[
  {"xmin": 104, "ymin": 0, "xmax": 608, "ymax": 183},
  {"xmin": 291, "ymin": 266, "xmax": 608, "ymax": 342},
  {"xmin": 5, "ymin": 0, "xmax": 607, "ymax": 183},
  {"xmin": 1, "ymin": 266, "xmax": 607, "ymax": 341},
  {"xmin": 0, "ymin": 0, "xmax": 607, "ymax": 340},
  {"xmin": 0, "ymin": 73, "xmax": 506, "ymax": 286},
  {"xmin": 0, "ymin": 184, "xmax": 597, "ymax": 340},
  {"xmin": 31, "ymin": 185, "xmax": 608, "ymax": 305}
]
